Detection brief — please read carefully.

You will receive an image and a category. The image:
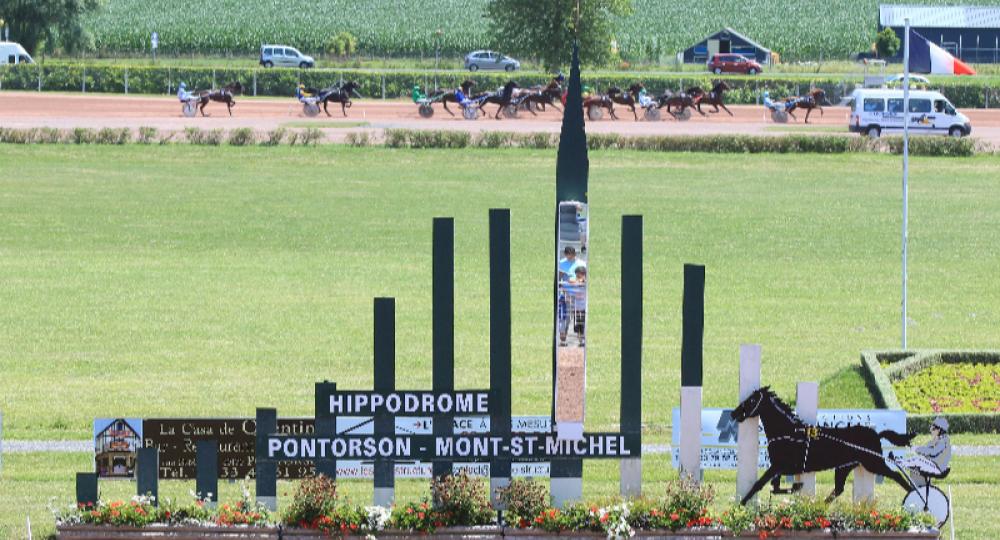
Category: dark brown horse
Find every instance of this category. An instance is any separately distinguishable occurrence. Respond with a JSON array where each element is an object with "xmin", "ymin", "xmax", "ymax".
[
  {"xmin": 198, "ymin": 82, "xmax": 243, "ymax": 116},
  {"xmin": 784, "ymin": 88, "xmax": 828, "ymax": 123},
  {"xmin": 693, "ymin": 80, "xmax": 733, "ymax": 116},
  {"xmin": 429, "ymin": 79, "xmax": 476, "ymax": 116},
  {"xmin": 317, "ymin": 81, "xmax": 362, "ymax": 117},
  {"xmin": 515, "ymin": 81, "xmax": 564, "ymax": 114},
  {"xmin": 478, "ymin": 81, "xmax": 520, "ymax": 120},
  {"xmin": 583, "ymin": 87, "xmax": 621, "ymax": 120},
  {"xmin": 655, "ymin": 88, "xmax": 706, "ymax": 118},
  {"xmin": 609, "ymin": 83, "xmax": 644, "ymax": 120}
]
